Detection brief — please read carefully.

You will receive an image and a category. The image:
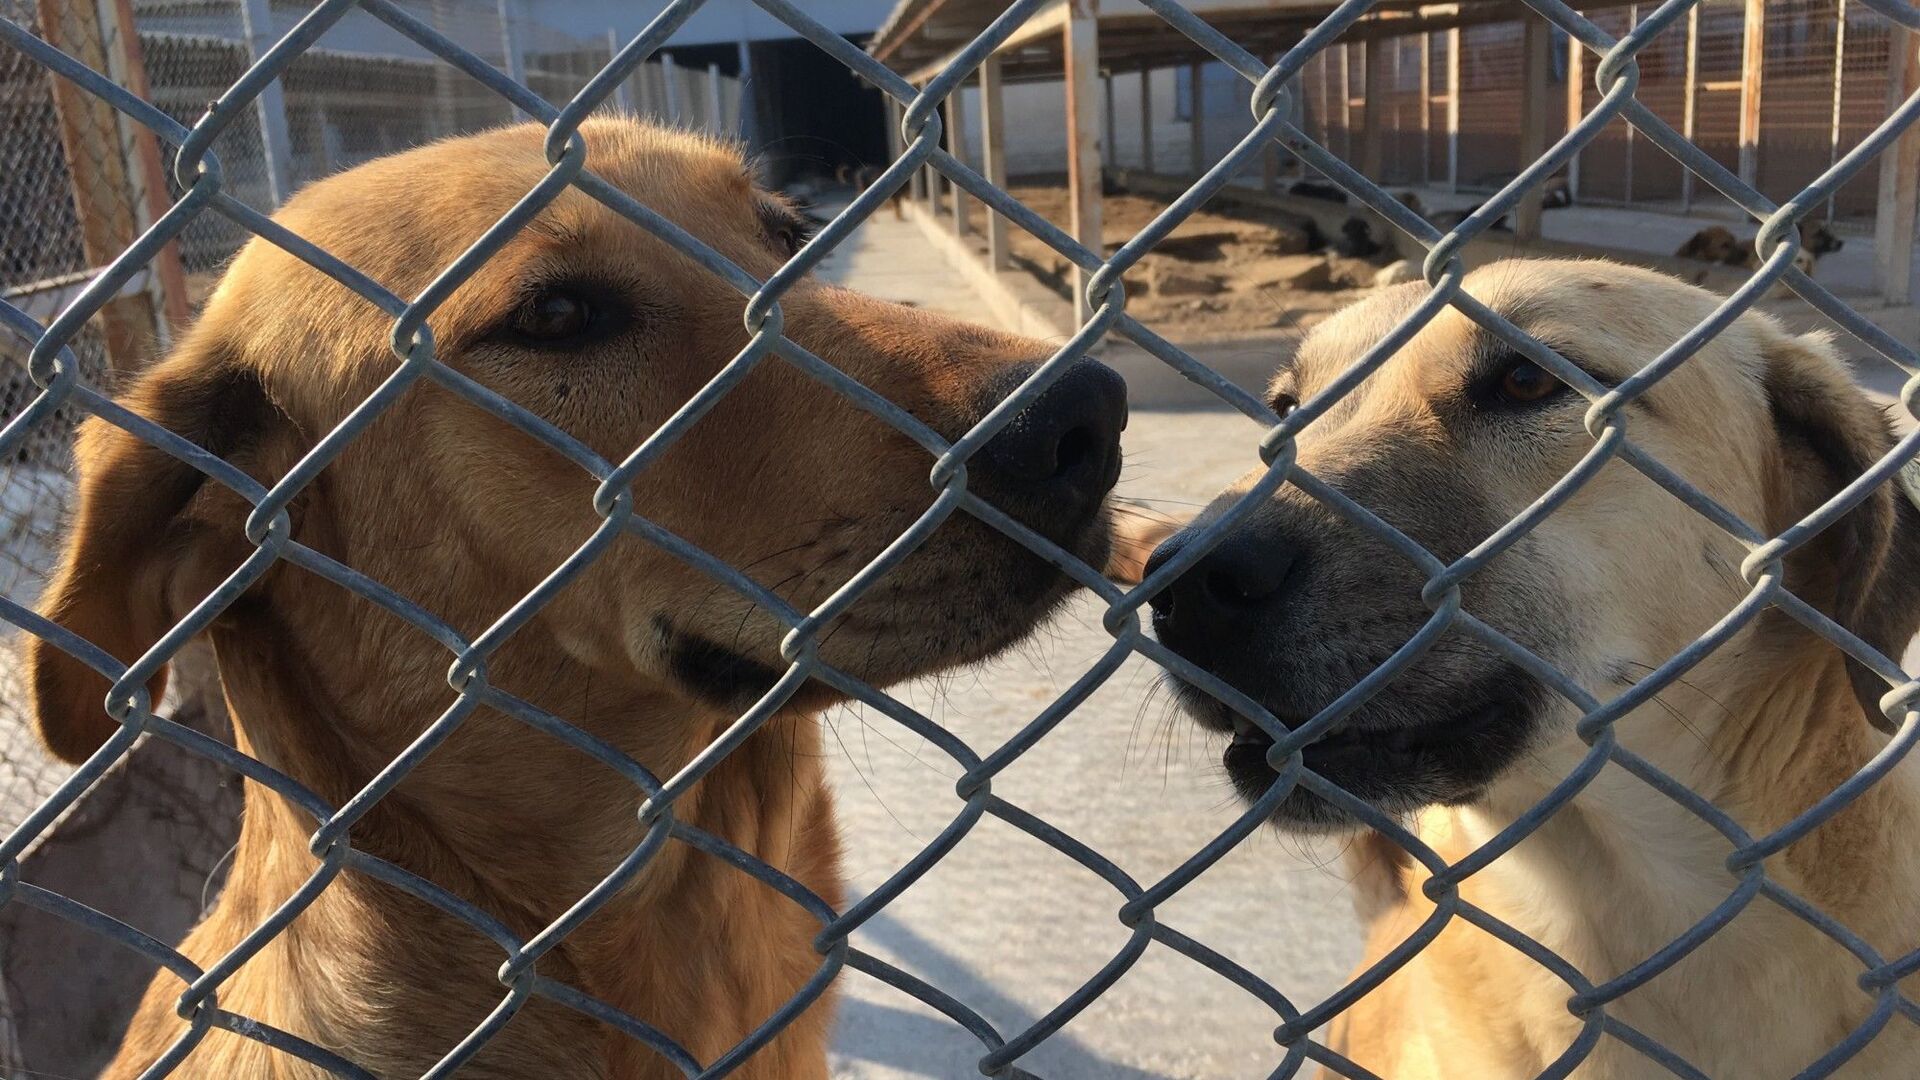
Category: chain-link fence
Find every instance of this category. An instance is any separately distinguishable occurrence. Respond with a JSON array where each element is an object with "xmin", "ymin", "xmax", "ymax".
[{"xmin": 2, "ymin": 0, "xmax": 1920, "ymax": 1076}]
